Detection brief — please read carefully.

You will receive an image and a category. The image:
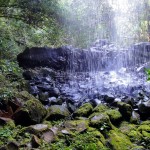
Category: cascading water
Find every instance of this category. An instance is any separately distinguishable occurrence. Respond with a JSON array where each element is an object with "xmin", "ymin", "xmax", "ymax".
[
  {"xmin": 18, "ymin": 0, "xmax": 150, "ymax": 108},
  {"xmin": 57, "ymin": 0, "xmax": 150, "ymax": 103}
]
